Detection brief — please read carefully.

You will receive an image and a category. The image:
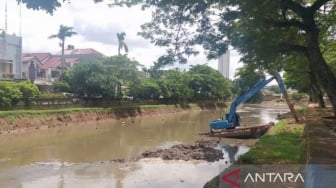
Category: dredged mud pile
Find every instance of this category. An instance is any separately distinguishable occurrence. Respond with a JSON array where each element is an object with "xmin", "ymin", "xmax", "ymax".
[
  {"xmin": 140, "ymin": 140, "xmax": 223, "ymax": 162},
  {"xmin": 110, "ymin": 140, "xmax": 223, "ymax": 163}
]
